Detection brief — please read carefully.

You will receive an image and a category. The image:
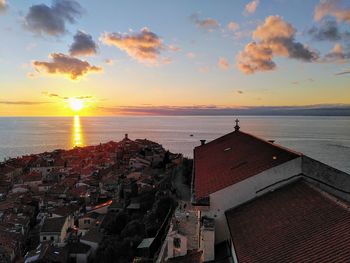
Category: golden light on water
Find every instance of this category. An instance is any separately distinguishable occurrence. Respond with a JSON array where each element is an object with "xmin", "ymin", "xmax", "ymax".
[{"xmin": 72, "ymin": 115, "xmax": 84, "ymax": 147}]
